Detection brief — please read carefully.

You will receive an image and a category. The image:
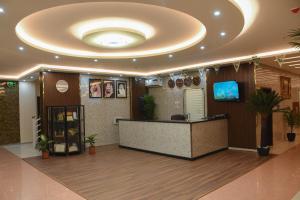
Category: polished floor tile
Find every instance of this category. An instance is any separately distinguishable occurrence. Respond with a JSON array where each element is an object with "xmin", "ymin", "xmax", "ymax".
[
  {"xmin": 200, "ymin": 144, "xmax": 300, "ymax": 200},
  {"xmin": 0, "ymin": 148, "xmax": 85, "ymax": 200},
  {"xmin": 2, "ymin": 143, "xmax": 40, "ymax": 158}
]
